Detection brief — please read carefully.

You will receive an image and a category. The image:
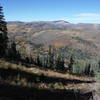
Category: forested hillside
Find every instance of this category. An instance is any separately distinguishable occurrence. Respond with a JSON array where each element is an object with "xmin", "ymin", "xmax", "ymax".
[{"xmin": 0, "ymin": 4, "xmax": 100, "ymax": 100}]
